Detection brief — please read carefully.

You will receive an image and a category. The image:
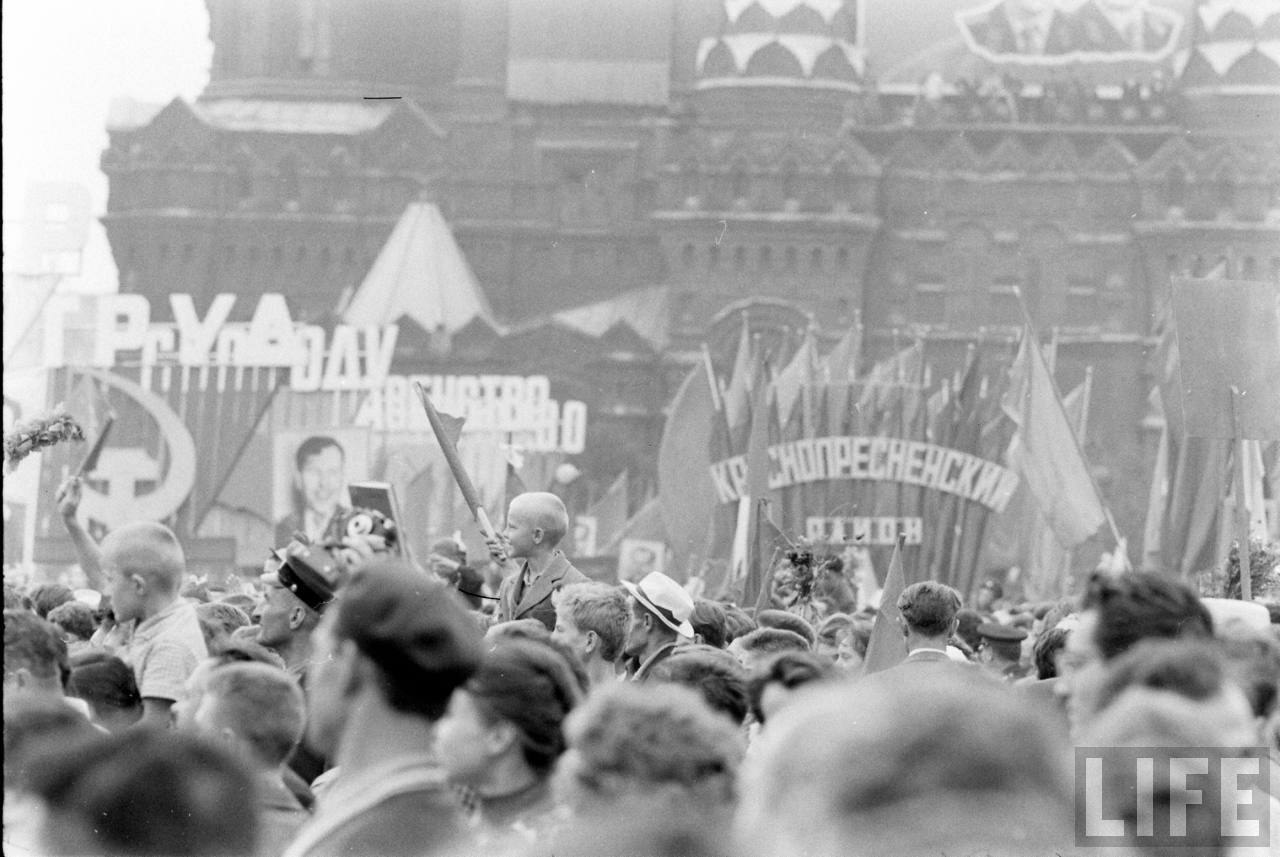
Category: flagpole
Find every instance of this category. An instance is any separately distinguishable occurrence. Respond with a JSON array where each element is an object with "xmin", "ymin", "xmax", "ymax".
[
  {"xmin": 413, "ymin": 381, "xmax": 501, "ymax": 549},
  {"xmin": 1012, "ymin": 289, "xmax": 1124, "ymax": 553}
]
